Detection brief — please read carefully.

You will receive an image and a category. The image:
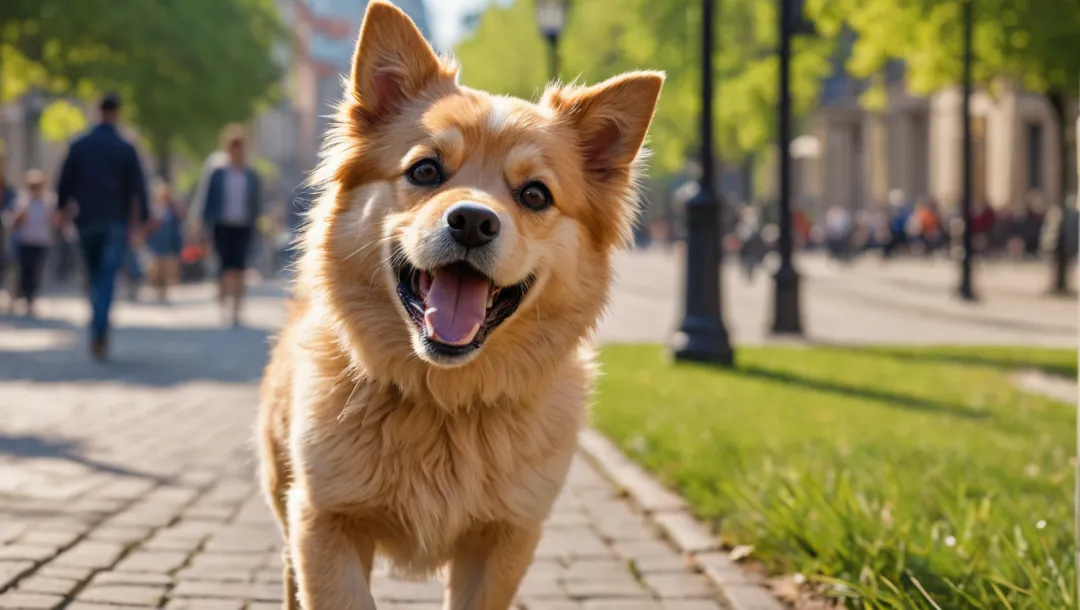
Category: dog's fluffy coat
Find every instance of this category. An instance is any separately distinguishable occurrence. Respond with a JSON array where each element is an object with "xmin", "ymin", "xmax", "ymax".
[{"xmin": 257, "ymin": 3, "xmax": 663, "ymax": 608}]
